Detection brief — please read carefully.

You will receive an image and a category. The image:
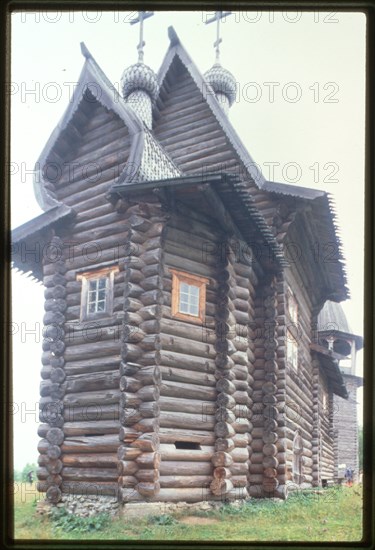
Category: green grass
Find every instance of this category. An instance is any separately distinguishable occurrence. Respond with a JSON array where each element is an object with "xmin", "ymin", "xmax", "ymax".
[{"xmin": 12, "ymin": 483, "xmax": 363, "ymax": 542}]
